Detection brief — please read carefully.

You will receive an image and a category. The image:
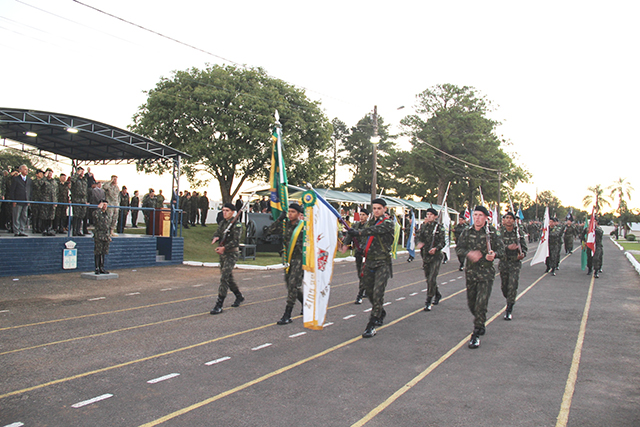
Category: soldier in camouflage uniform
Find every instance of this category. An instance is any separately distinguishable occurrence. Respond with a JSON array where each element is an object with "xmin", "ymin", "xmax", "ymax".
[
  {"xmin": 31, "ymin": 169, "xmax": 45, "ymax": 233},
  {"xmin": 102, "ymin": 175, "xmax": 120, "ymax": 236},
  {"xmin": 546, "ymin": 217, "xmax": 563, "ymax": 275},
  {"xmin": 55, "ymin": 174, "xmax": 70, "ymax": 233},
  {"xmin": 69, "ymin": 167, "xmax": 89, "ymax": 236},
  {"xmin": 209, "ymin": 203, "xmax": 245, "ymax": 314},
  {"xmin": 346, "ymin": 198, "xmax": 395, "ymax": 338},
  {"xmin": 179, "ymin": 191, "xmax": 191, "ymax": 229},
  {"xmin": 92, "ymin": 201, "xmax": 111, "ymax": 274},
  {"xmin": 416, "ymin": 207, "xmax": 446, "ymax": 311},
  {"xmin": 454, "ymin": 215, "xmax": 468, "ymax": 271},
  {"xmin": 498, "ymin": 212, "xmax": 527, "ymax": 320},
  {"xmin": 583, "ymin": 220, "xmax": 604, "ymax": 278},
  {"xmin": 456, "ymin": 205, "xmax": 505, "ymax": 349},
  {"xmin": 40, "ymin": 168, "xmax": 58, "ymax": 236},
  {"xmin": 141, "ymin": 188, "xmax": 156, "ymax": 234},
  {"xmin": 341, "ymin": 208, "xmax": 369, "ymax": 304},
  {"xmin": 563, "ymin": 214, "xmax": 575, "ymax": 254},
  {"xmin": 265, "ymin": 203, "xmax": 305, "ymax": 325}
]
